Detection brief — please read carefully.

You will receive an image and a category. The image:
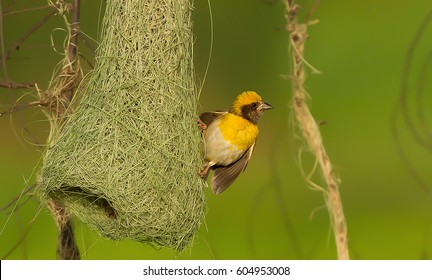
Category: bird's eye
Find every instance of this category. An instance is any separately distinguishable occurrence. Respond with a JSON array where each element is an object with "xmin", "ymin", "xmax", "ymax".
[{"xmin": 251, "ymin": 102, "xmax": 258, "ymax": 108}]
